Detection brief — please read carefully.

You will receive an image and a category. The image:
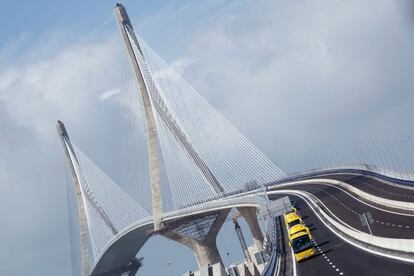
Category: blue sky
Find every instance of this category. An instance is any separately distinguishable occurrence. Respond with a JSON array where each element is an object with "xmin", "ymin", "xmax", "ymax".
[{"xmin": 1, "ymin": 0, "xmax": 414, "ymax": 275}]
